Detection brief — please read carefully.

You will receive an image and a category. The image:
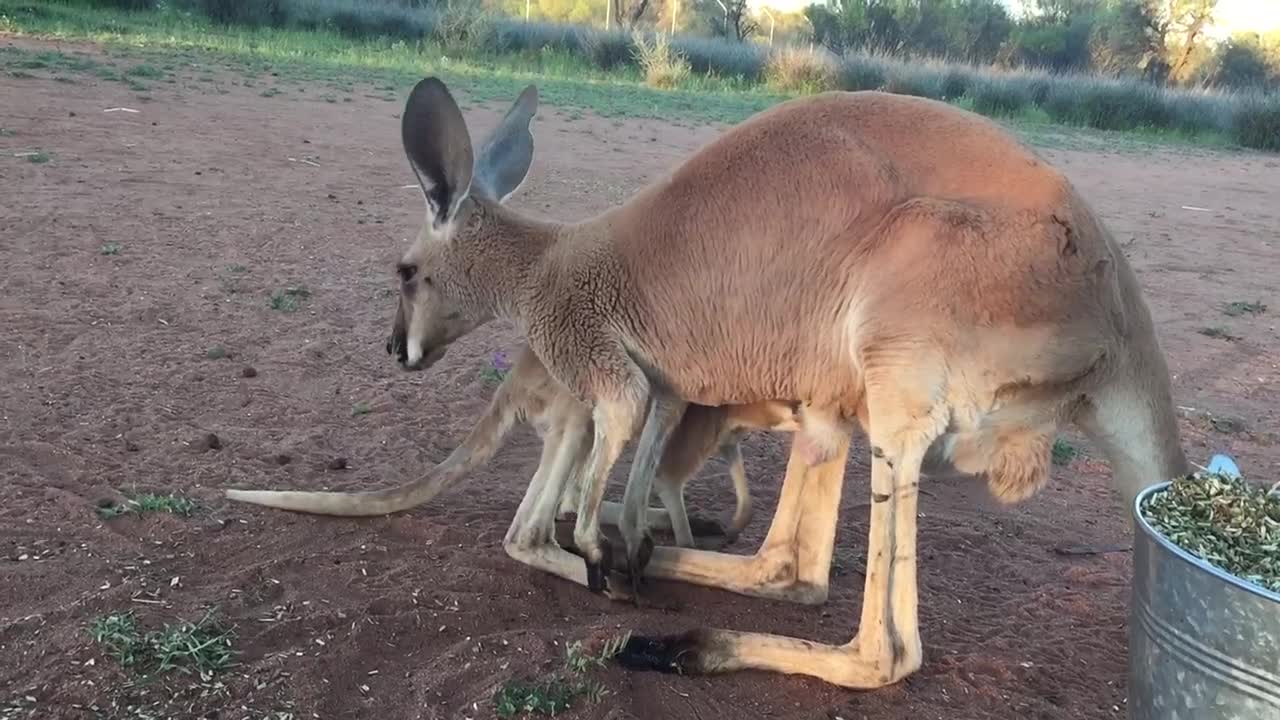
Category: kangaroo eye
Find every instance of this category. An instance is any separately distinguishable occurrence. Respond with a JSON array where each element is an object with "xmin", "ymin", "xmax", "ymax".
[{"xmin": 423, "ymin": 275, "xmax": 433, "ymax": 286}]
